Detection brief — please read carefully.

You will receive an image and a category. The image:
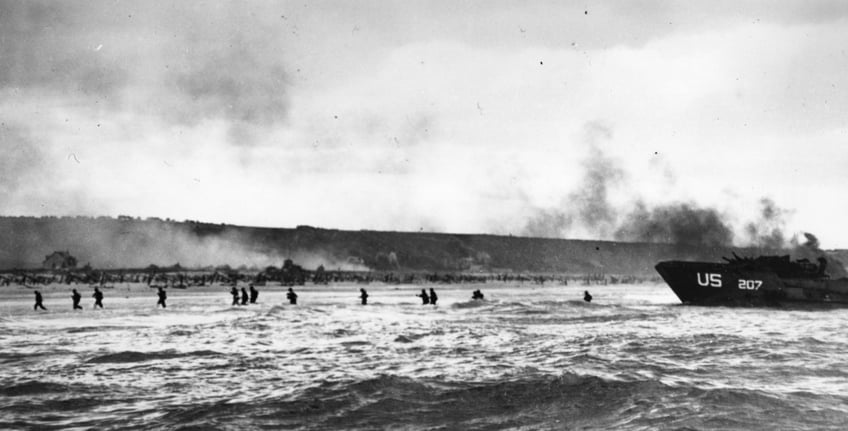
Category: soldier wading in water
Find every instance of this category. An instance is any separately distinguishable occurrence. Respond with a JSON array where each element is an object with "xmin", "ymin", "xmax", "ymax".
[
  {"xmin": 72, "ymin": 289, "xmax": 83, "ymax": 310},
  {"xmin": 34, "ymin": 291, "xmax": 46, "ymax": 311},
  {"xmin": 249, "ymin": 284, "xmax": 259, "ymax": 304},
  {"xmin": 230, "ymin": 286, "xmax": 239, "ymax": 306},
  {"xmin": 417, "ymin": 289, "xmax": 430, "ymax": 305},
  {"xmin": 93, "ymin": 287, "xmax": 104, "ymax": 309}
]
